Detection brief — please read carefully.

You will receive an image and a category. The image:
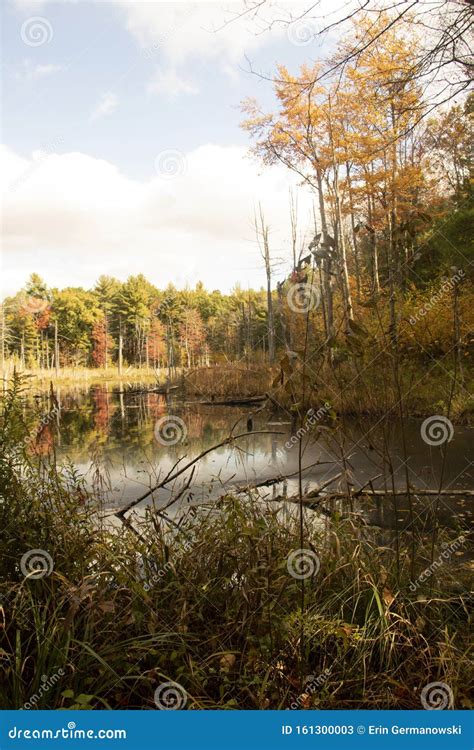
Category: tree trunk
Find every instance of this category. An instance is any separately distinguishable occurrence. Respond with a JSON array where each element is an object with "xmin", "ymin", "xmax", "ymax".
[
  {"xmin": 326, "ymin": 100, "xmax": 353, "ymax": 329},
  {"xmin": 366, "ymin": 187, "xmax": 380, "ymax": 294},
  {"xmin": 256, "ymin": 205, "xmax": 275, "ymax": 364},
  {"xmin": 54, "ymin": 320, "xmax": 59, "ymax": 378},
  {"xmin": 345, "ymin": 162, "xmax": 361, "ymax": 302},
  {"xmin": 118, "ymin": 316, "xmax": 123, "ymax": 376},
  {"xmin": 316, "ymin": 167, "xmax": 334, "ymax": 341}
]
